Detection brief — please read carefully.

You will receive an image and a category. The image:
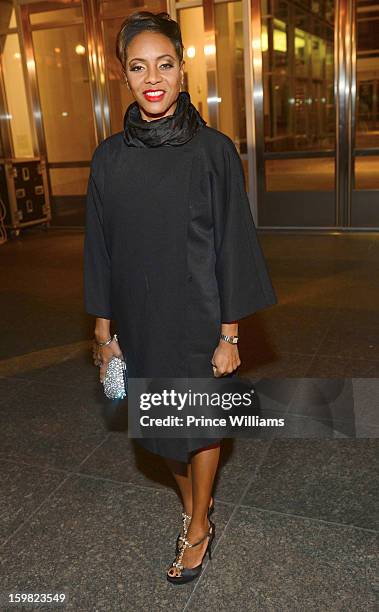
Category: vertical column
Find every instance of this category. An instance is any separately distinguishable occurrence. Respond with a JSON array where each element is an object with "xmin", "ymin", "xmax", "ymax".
[
  {"xmin": 203, "ymin": 0, "xmax": 218, "ymax": 128},
  {"xmin": 249, "ymin": 0, "xmax": 265, "ymax": 220},
  {"xmin": 19, "ymin": 3, "xmax": 46, "ymax": 157},
  {"xmin": 242, "ymin": 0, "xmax": 257, "ymax": 222},
  {"xmin": 82, "ymin": 0, "xmax": 108, "ymax": 143},
  {"xmin": 335, "ymin": 0, "xmax": 354, "ymax": 226}
]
